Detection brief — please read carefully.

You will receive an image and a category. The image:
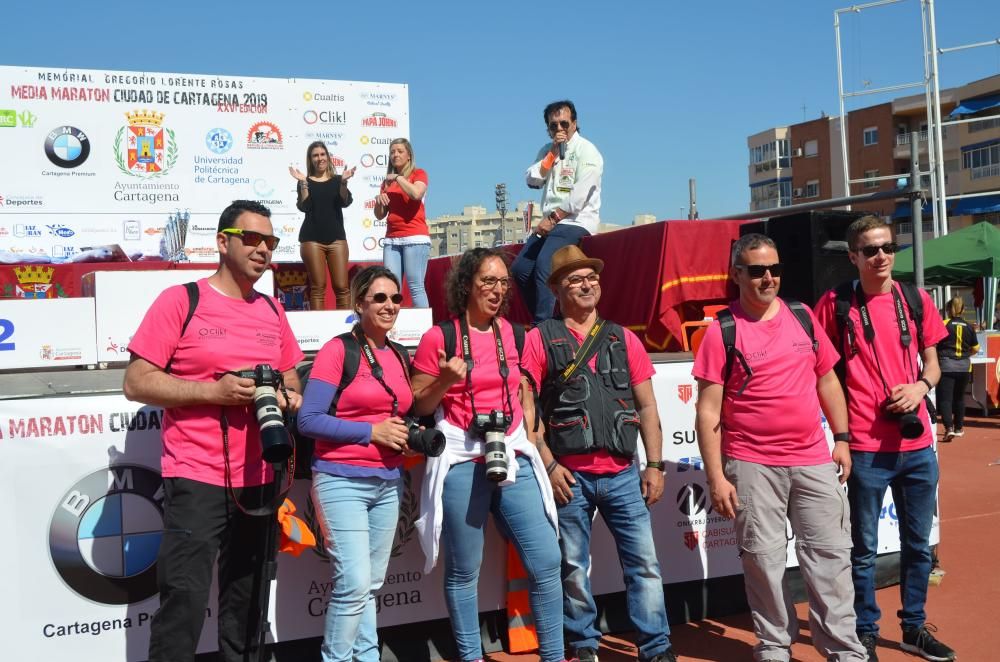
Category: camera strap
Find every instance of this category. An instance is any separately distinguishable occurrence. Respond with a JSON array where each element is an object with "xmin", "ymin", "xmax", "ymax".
[
  {"xmin": 220, "ymin": 408, "xmax": 294, "ymax": 517},
  {"xmin": 352, "ymin": 326, "xmax": 410, "ymax": 417},
  {"xmin": 459, "ymin": 315, "xmax": 515, "ymax": 423},
  {"xmin": 558, "ymin": 318, "xmax": 608, "ymax": 385},
  {"xmin": 854, "ymin": 282, "xmax": 918, "ymax": 398}
]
